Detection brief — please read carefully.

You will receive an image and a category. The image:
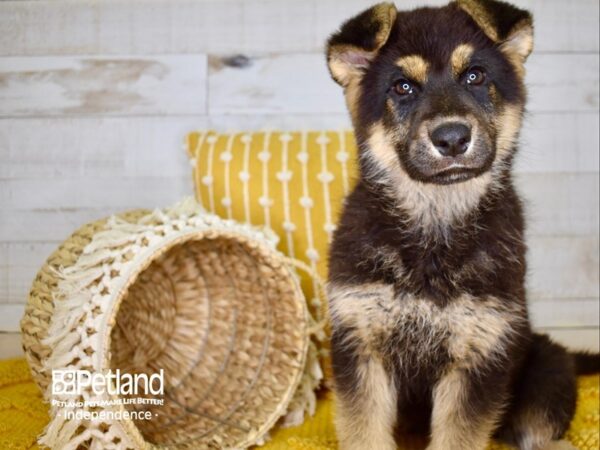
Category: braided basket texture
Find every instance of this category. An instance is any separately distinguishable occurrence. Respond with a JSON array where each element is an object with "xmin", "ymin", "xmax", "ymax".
[{"xmin": 20, "ymin": 198, "xmax": 323, "ymax": 450}]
